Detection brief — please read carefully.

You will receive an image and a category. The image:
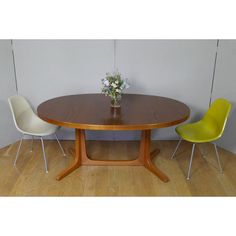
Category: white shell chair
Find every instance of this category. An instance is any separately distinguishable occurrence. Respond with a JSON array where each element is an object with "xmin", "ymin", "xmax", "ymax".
[{"xmin": 8, "ymin": 95, "xmax": 66, "ymax": 173}]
